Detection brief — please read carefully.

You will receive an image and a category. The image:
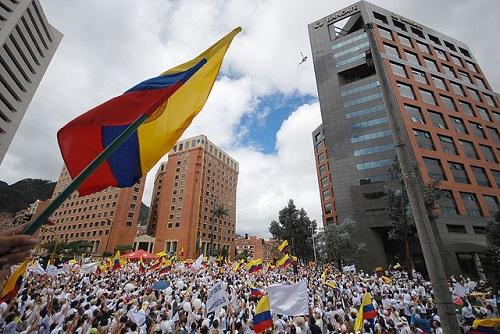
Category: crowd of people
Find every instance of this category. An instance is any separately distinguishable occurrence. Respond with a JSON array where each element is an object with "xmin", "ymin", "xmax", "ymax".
[{"xmin": 0, "ymin": 255, "xmax": 497, "ymax": 334}]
